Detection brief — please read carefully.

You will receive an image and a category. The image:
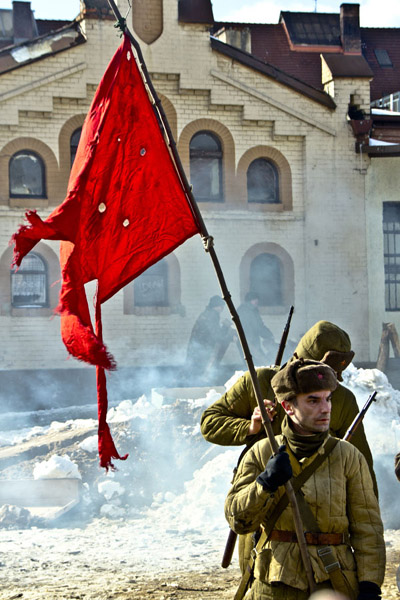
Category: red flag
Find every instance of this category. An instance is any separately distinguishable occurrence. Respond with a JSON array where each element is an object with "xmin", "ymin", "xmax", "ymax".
[{"xmin": 10, "ymin": 34, "xmax": 201, "ymax": 468}]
